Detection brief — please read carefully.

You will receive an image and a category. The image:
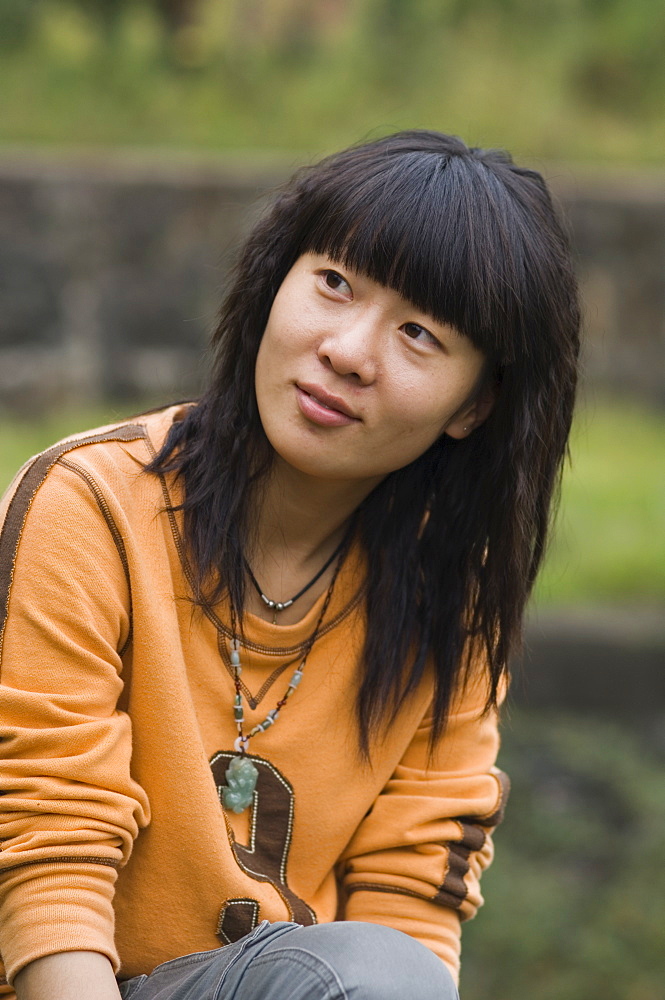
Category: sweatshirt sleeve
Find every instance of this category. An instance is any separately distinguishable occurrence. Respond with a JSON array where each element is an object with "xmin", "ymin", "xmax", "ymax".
[
  {"xmin": 0, "ymin": 457, "xmax": 150, "ymax": 985},
  {"xmin": 340, "ymin": 668, "xmax": 509, "ymax": 984}
]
